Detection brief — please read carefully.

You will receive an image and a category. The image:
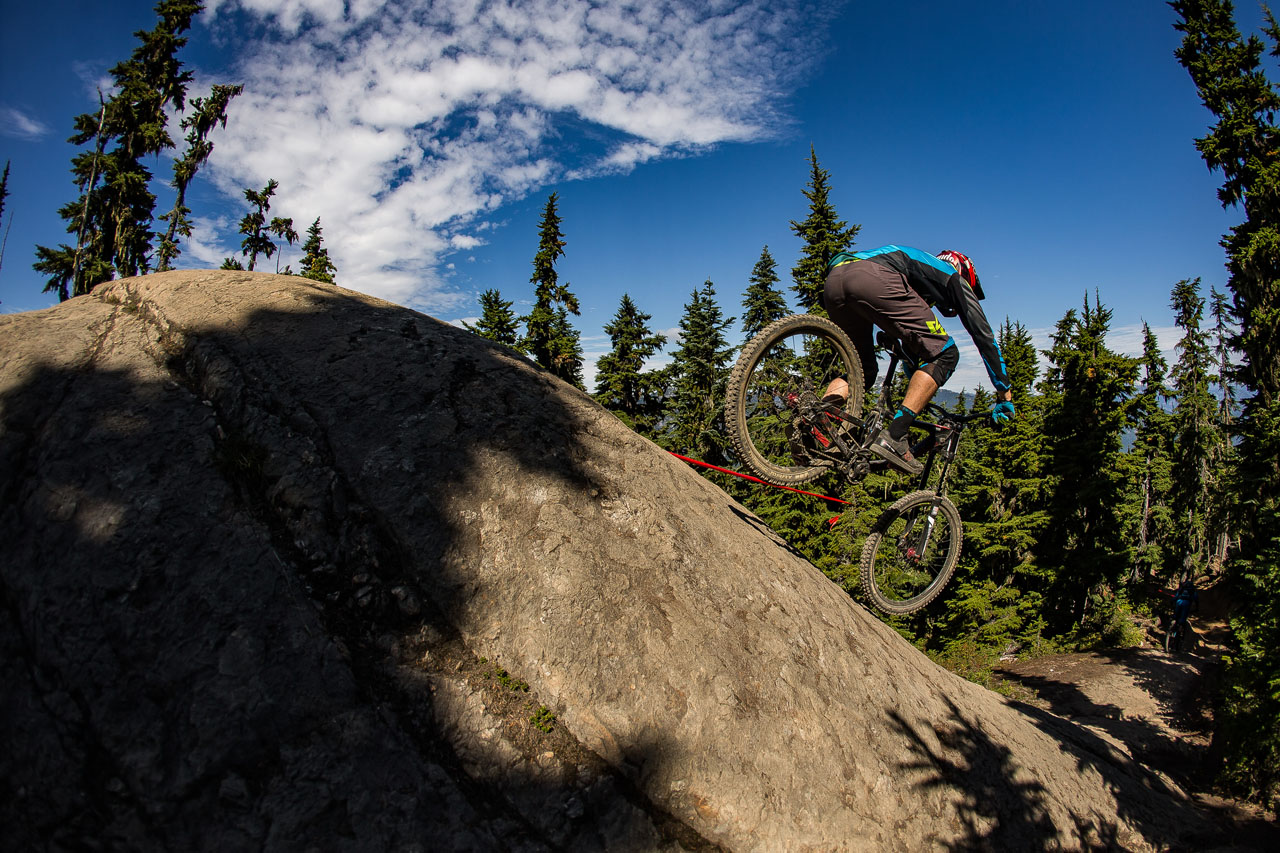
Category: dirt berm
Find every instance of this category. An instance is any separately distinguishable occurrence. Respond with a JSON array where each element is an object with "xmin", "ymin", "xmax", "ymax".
[{"xmin": 0, "ymin": 271, "xmax": 1218, "ymax": 851}]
